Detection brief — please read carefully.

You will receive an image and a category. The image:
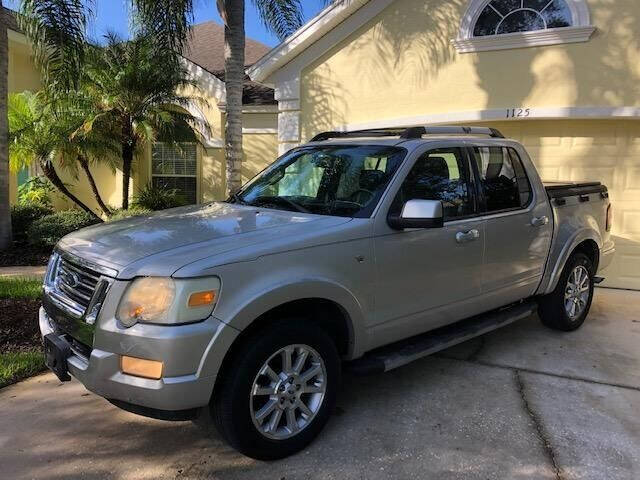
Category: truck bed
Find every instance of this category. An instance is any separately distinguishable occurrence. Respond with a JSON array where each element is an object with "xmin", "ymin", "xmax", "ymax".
[{"xmin": 544, "ymin": 181, "xmax": 608, "ymax": 199}]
